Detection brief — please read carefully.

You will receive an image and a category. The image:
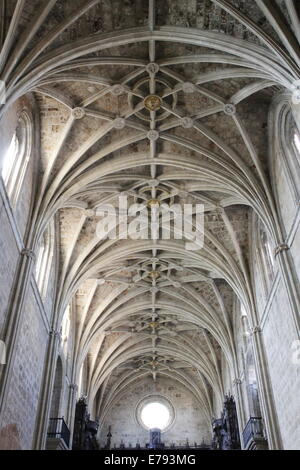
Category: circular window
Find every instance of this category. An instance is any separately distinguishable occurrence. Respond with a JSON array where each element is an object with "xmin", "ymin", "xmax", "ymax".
[
  {"xmin": 141, "ymin": 402, "xmax": 170, "ymax": 430},
  {"xmin": 135, "ymin": 395, "xmax": 175, "ymax": 432}
]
